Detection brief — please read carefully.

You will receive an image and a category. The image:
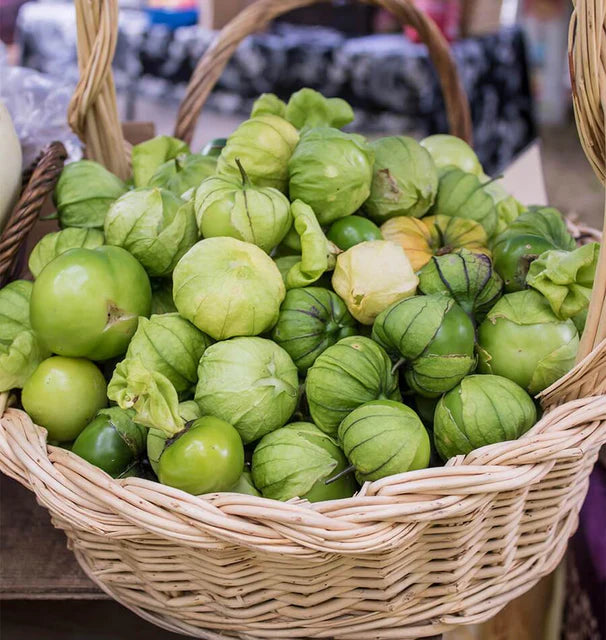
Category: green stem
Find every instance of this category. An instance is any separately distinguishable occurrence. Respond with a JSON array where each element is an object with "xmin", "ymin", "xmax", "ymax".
[
  {"xmin": 325, "ymin": 464, "xmax": 355, "ymax": 485},
  {"xmin": 235, "ymin": 157, "xmax": 250, "ymax": 187},
  {"xmin": 479, "ymin": 173, "xmax": 504, "ymax": 189},
  {"xmin": 391, "ymin": 357, "xmax": 406, "ymax": 376}
]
